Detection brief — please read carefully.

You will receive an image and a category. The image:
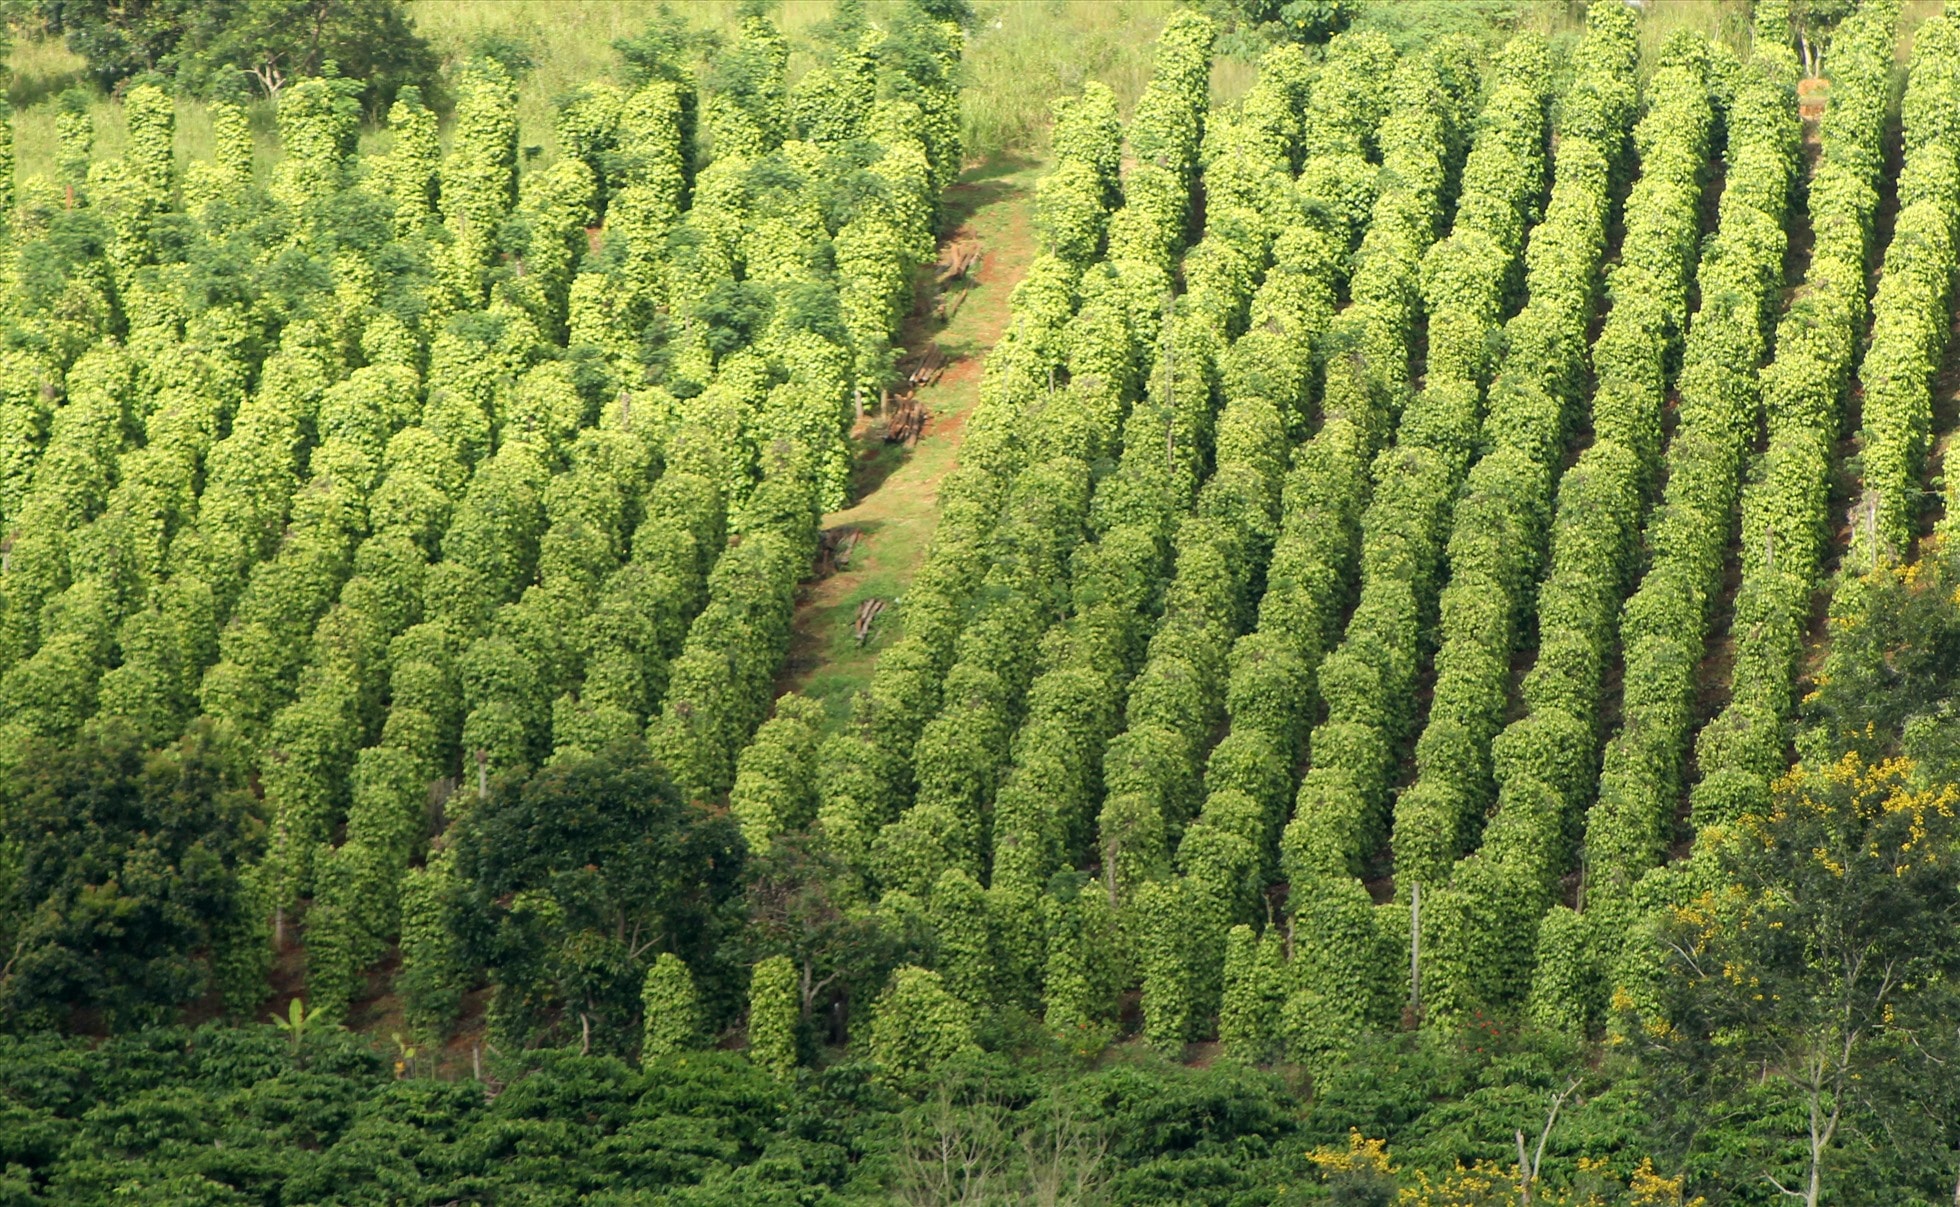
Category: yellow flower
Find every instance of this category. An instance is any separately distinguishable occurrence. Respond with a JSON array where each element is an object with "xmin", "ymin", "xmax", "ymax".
[{"xmin": 1309, "ymin": 1128, "xmax": 1395, "ymax": 1176}]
